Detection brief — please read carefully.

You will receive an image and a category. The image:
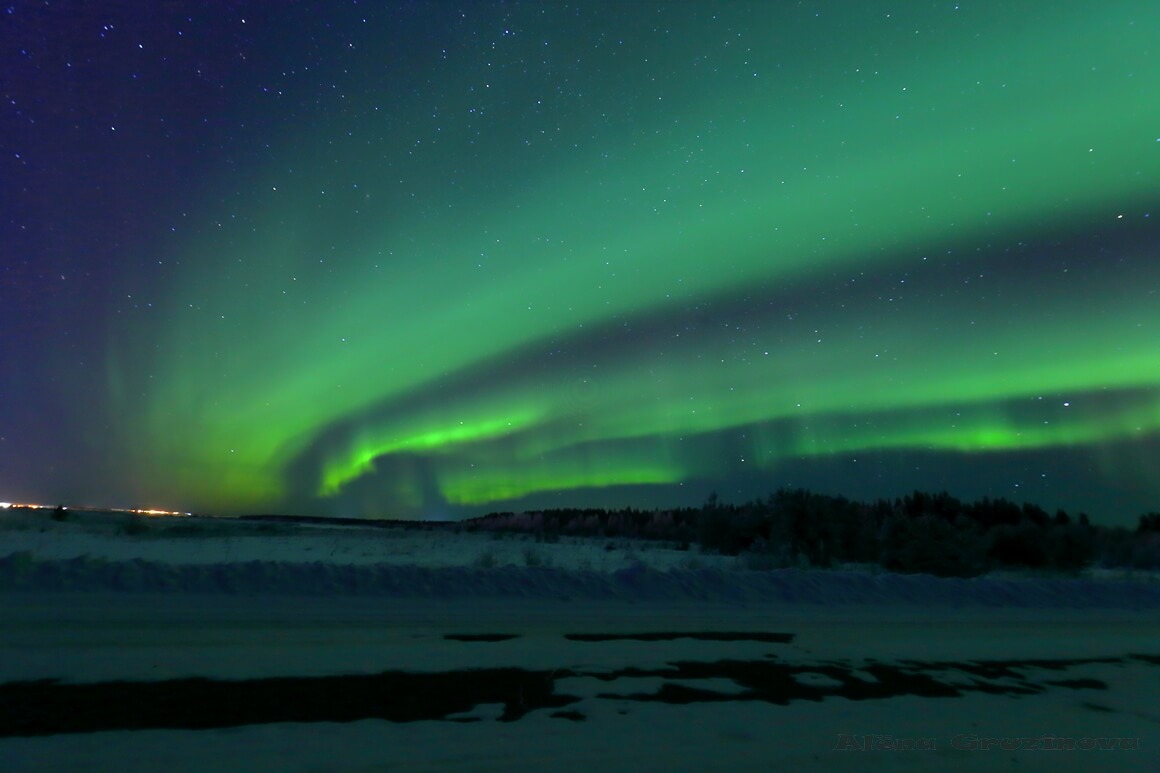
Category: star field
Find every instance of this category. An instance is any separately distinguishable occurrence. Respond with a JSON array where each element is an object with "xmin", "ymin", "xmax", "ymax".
[{"xmin": 2, "ymin": 2, "xmax": 1158, "ymax": 521}]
